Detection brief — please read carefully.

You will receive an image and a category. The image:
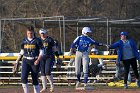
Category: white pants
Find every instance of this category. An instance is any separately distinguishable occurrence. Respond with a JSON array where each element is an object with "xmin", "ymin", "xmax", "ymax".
[{"xmin": 75, "ymin": 51, "xmax": 89, "ymax": 75}]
